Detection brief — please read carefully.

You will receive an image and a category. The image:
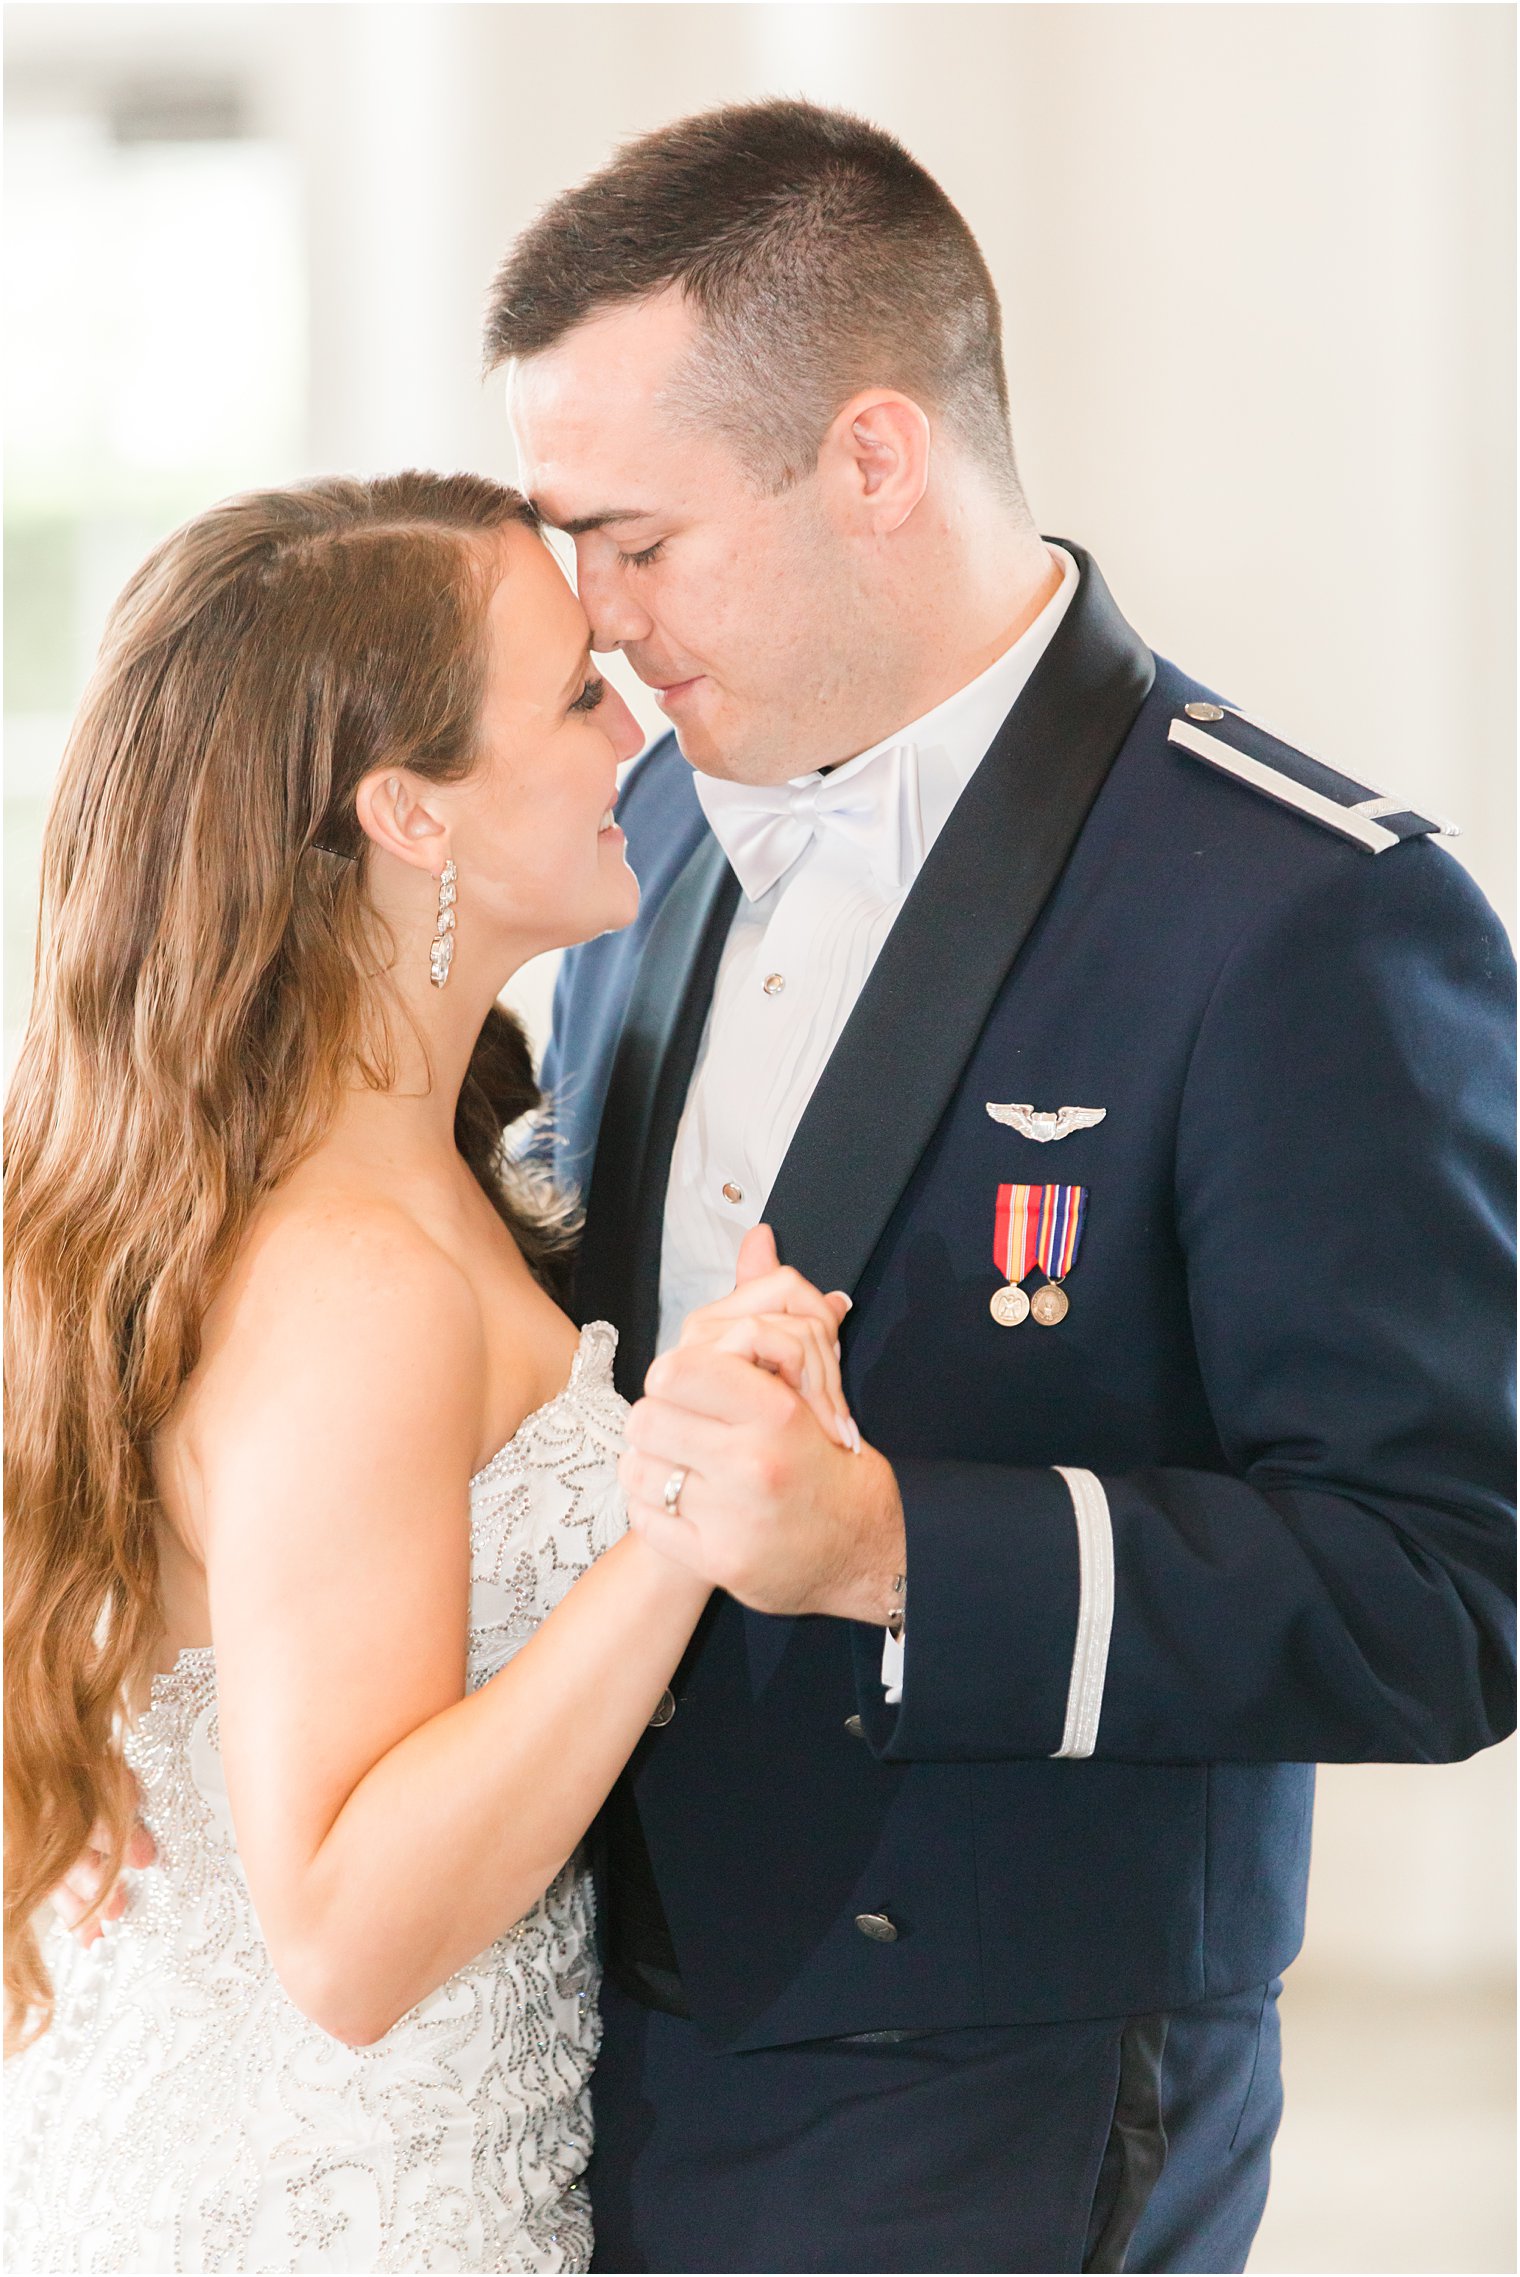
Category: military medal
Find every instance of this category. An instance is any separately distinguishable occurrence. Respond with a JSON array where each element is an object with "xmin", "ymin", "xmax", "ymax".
[
  {"xmin": 990, "ymin": 1181, "xmax": 1039, "ymax": 1323},
  {"xmin": 991, "ymin": 1183, "xmax": 1088, "ymax": 1326}
]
